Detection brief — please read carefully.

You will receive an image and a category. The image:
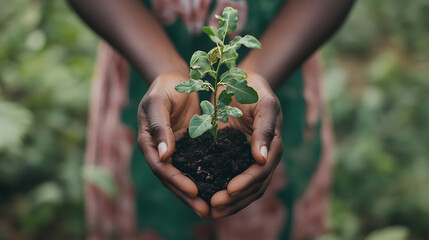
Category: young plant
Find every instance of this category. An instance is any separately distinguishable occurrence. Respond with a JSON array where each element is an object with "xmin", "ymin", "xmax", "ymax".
[{"xmin": 175, "ymin": 7, "xmax": 261, "ymax": 142}]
